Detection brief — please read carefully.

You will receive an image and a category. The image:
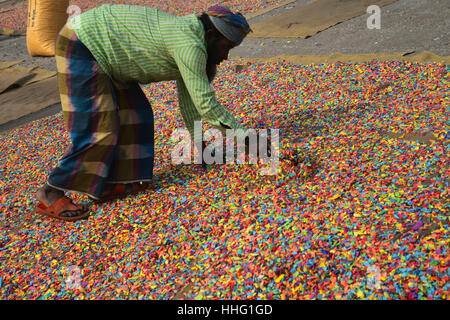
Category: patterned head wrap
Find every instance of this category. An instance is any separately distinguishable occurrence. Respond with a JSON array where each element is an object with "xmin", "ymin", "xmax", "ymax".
[{"xmin": 205, "ymin": 5, "xmax": 251, "ymax": 45}]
